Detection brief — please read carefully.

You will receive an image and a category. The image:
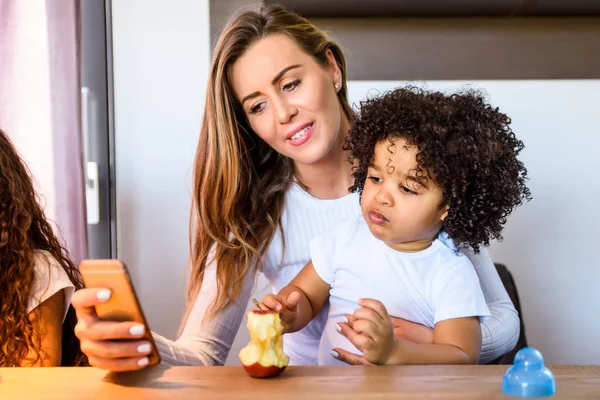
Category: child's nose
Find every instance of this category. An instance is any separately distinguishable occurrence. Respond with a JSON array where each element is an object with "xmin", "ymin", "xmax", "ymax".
[{"xmin": 375, "ymin": 187, "xmax": 393, "ymax": 207}]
